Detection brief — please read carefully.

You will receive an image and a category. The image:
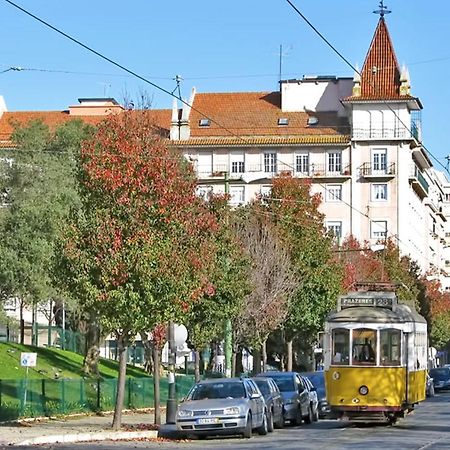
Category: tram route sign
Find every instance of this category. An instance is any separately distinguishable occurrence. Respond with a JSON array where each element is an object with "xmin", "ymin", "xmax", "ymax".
[{"xmin": 340, "ymin": 296, "xmax": 394, "ymax": 309}]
